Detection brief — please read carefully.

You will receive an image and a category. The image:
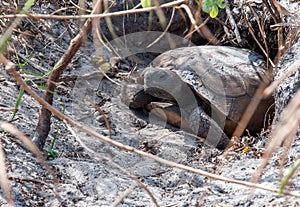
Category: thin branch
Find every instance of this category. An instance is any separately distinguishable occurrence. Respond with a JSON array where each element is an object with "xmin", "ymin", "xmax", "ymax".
[
  {"xmin": 264, "ymin": 55, "xmax": 300, "ymax": 97},
  {"xmin": 32, "ymin": 0, "xmax": 103, "ymax": 150},
  {"xmin": 252, "ymin": 88, "xmax": 300, "ymax": 183},
  {"xmin": 111, "ymin": 184, "xmax": 136, "ymax": 207},
  {"xmin": 247, "ymin": 2, "xmax": 271, "ymax": 70},
  {"xmin": 0, "ymin": 121, "xmax": 56, "ymax": 182},
  {"xmin": 67, "ymin": 121, "xmax": 159, "ymax": 206},
  {"xmin": 242, "ymin": 4, "xmax": 275, "ymax": 67},
  {"xmin": 179, "ymin": 4, "xmax": 218, "ymax": 44},
  {"xmin": 0, "ymin": 0, "xmax": 186, "ymax": 20},
  {"xmin": 0, "ymin": 135, "xmax": 15, "ymax": 206},
  {"xmin": 9, "ymin": 176, "xmax": 62, "ymax": 207},
  {"xmin": 0, "ymin": 107, "xmax": 16, "ymax": 112},
  {"xmin": 224, "ymin": 0, "xmax": 241, "ymax": 43},
  {"xmin": 146, "ymin": 7, "xmax": 176, "ymax": 48},
  {"xmin": 4, "ymin": 64, "xmax": 300, "ymax": 198}
]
